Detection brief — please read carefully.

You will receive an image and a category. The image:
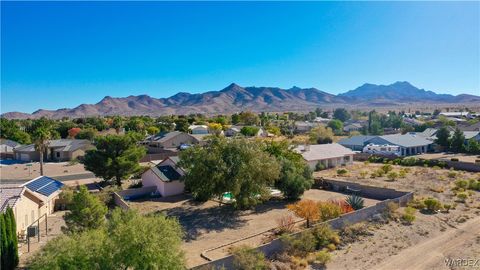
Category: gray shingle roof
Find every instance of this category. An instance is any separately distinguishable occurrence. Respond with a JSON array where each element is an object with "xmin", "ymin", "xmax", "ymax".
[
  {"xmin": 338, "ymin": 136, "xmax": 376, "ymax": 146},
  {"xmin": 294, "ymin": 143, "xmax": 354, "ymax": 161},
  {"xmin": 0, "ymin": 186, "xmax": 24, "ymax": 212},
  {"xmin": 370, "ymin": 134, "xmax": 433, "ymax": 148},
  {"xmin": 0, "ymin": 139, "xmax": 22, "ymax": 148},
  {"xmin": 14, "ymin": 139, "xmax": 90, "ymax": 152}
]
